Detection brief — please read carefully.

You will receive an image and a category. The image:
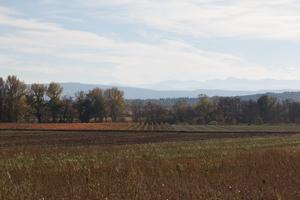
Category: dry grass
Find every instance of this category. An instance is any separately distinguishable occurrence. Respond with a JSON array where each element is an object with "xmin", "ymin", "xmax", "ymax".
[{"xmin": 1, "ymin": 134, "xmax": 300, "ymax": 199}]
